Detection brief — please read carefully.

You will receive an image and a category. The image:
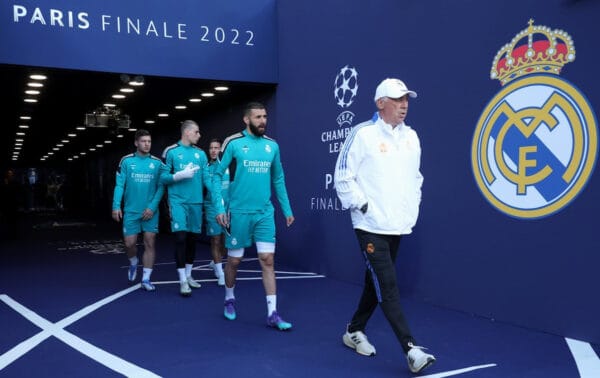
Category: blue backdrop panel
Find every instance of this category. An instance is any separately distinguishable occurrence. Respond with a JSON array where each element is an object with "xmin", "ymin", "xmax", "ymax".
[
  {"xmin": 0, "ymin": 0, "xmax": 277, "ymax": 82},
  {"xmin": 275, "ymin": 0, "xmax": 600, "ymax": 344}
]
